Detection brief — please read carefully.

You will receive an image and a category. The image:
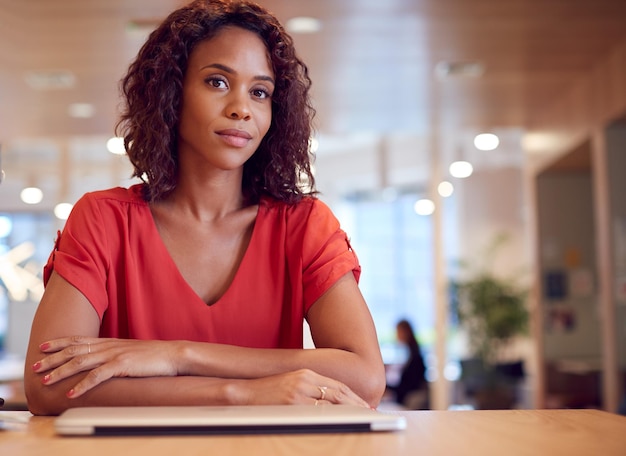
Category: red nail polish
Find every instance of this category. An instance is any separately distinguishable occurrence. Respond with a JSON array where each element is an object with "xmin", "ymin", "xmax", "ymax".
[
  {"xmin": 40, "ymin": 342, "xmax": 50, "ymax": 351},
  {"xmin": 42, "ymin": 374, "xmax": 51, "ymax": 384},
  {"xmin": 32, "ymin": 361, "xmax": 42, "ymax": 371},
  {"xmin": 66, "ymin": 389, "xmax": 75, "ymax": 398}
]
